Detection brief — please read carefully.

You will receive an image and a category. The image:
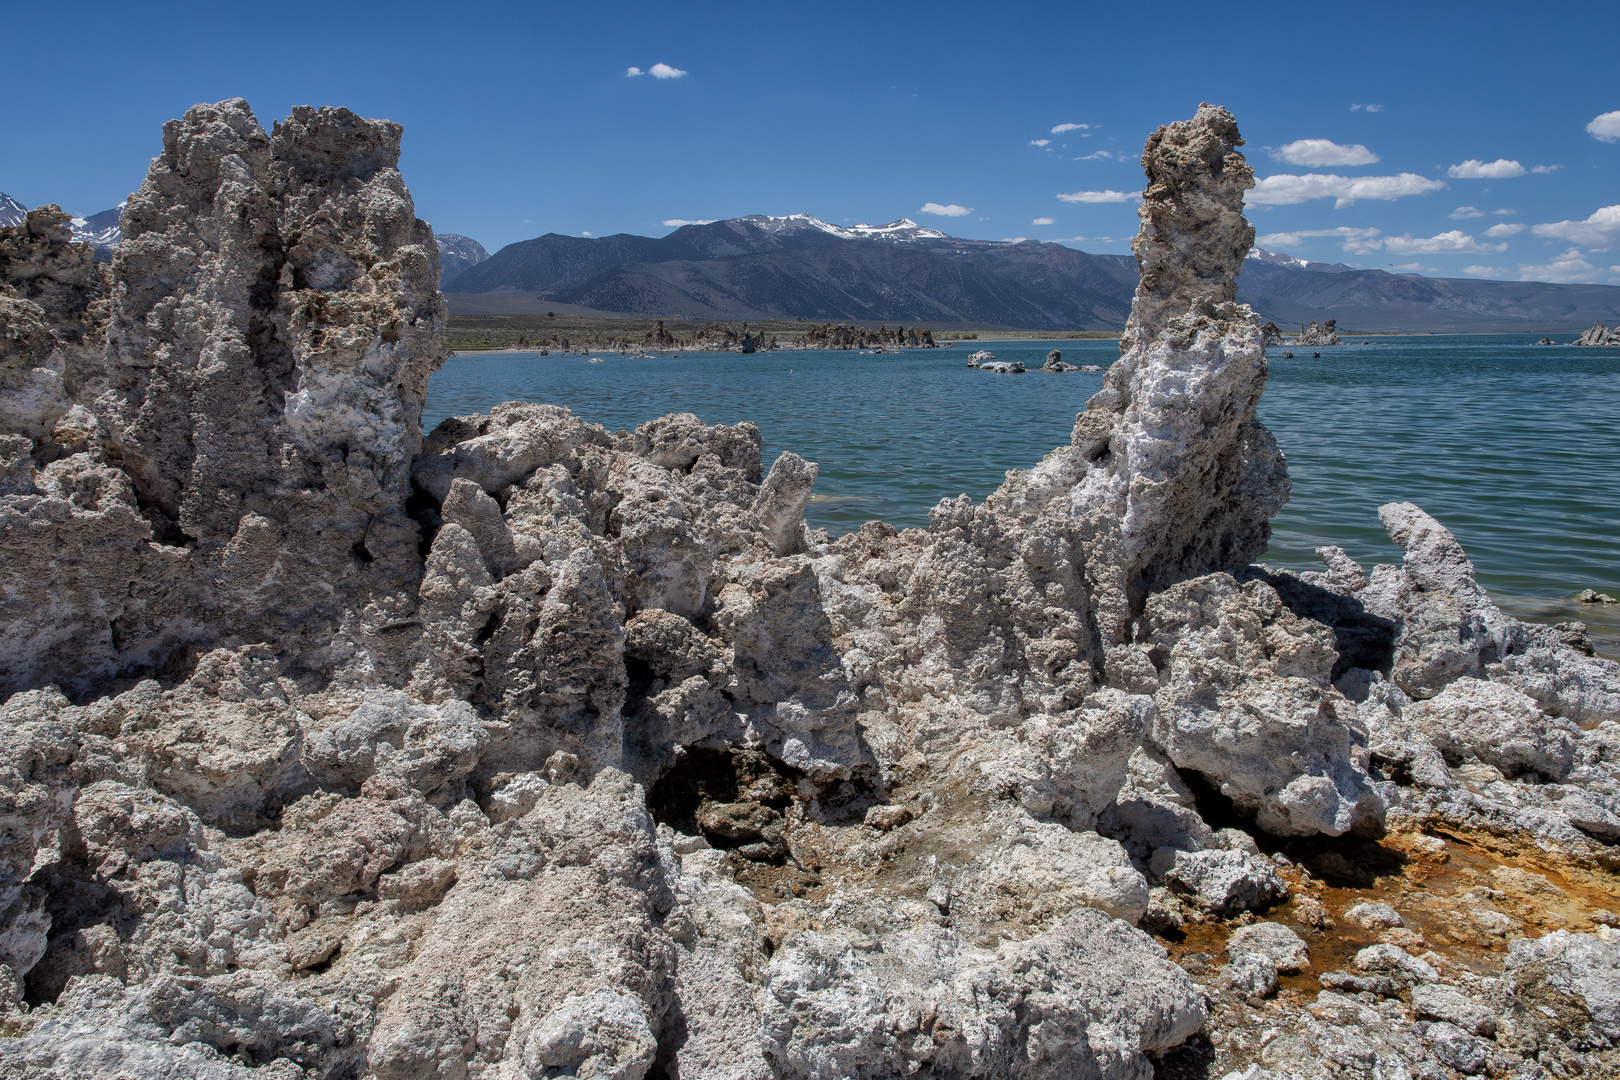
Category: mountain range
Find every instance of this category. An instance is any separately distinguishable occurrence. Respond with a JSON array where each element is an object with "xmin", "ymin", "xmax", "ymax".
[
  {"xmin": 1, "ymin": 192, "xmax": 124, "ymax": 256},
  {"xmin": 446, "ymin": 214, "xmax": 1620, "ymax": 333}
]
